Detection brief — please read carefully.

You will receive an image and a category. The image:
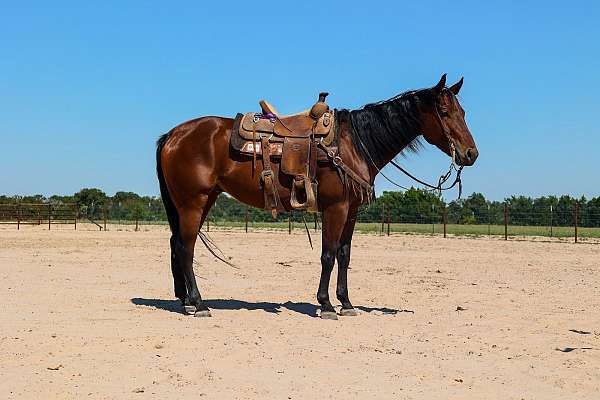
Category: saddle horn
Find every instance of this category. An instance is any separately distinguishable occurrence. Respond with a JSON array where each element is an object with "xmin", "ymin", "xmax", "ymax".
[{"xmin": 309, "ymin": 92, "xmax": 329, "ymax": 120}]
